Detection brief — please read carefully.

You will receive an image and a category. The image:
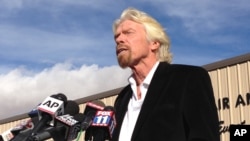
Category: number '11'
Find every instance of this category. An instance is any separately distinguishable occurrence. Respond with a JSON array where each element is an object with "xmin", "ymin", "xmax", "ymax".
[{"xmin": 95, "ymin": 115, "xmax": 109, "ymax": 124}]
